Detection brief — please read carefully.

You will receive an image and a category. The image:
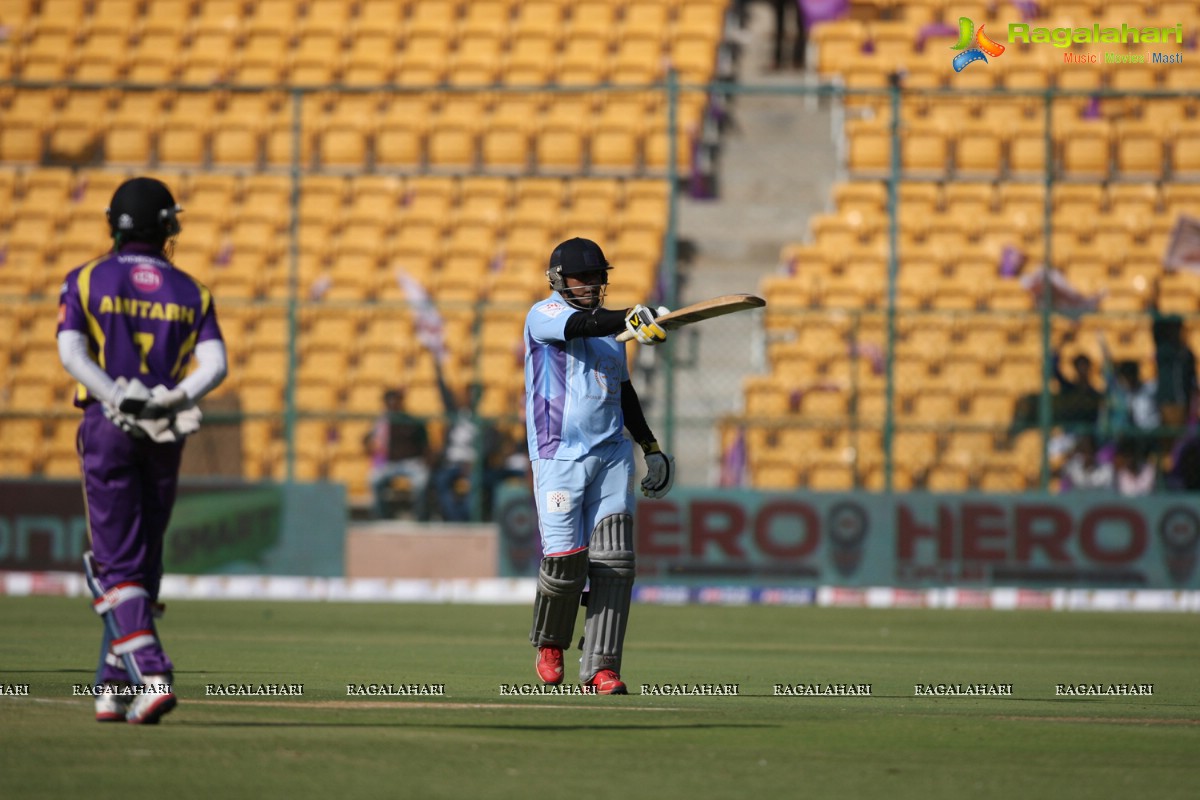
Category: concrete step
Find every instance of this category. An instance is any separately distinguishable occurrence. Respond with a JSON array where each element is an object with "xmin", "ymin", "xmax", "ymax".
[{"xmin": 647, "ymin": 3, "xmax": 842, "ymax": 484}]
